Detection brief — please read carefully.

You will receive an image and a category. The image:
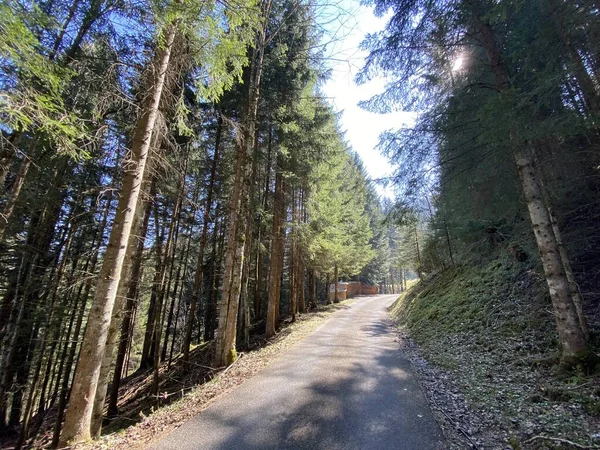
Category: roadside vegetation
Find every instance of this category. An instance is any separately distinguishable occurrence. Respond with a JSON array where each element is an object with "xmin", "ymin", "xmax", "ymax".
[
  {"xmin": 356, "ymin": 1, "xmax": 600, "ymax": 447},
  {"xmin": 0, "ymin": 1, "xmax": 395, "ymax": 448},
  {"xmin": 391, "ymin": 244, "xmax": 600, "ymax": 449}
]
